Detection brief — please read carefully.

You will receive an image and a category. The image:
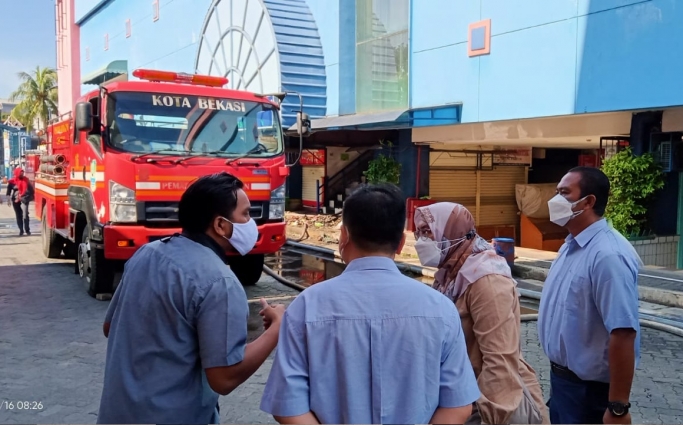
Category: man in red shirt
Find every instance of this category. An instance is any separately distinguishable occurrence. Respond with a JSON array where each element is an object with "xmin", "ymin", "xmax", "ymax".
[{"xmin": 5, "ymin": 167, "xmax": 34, "ymax": 236}]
